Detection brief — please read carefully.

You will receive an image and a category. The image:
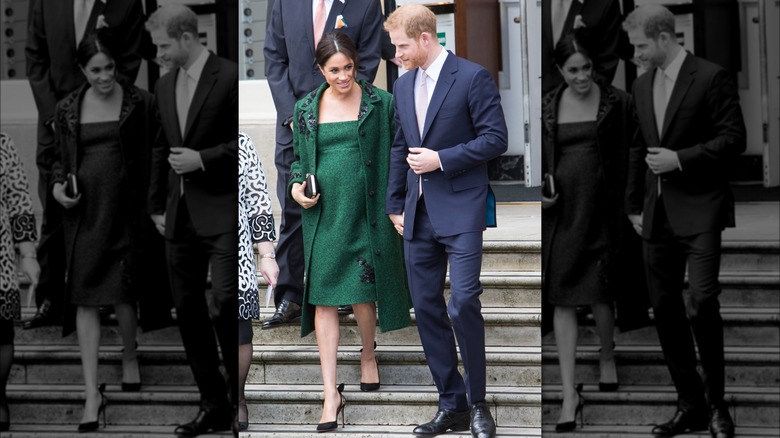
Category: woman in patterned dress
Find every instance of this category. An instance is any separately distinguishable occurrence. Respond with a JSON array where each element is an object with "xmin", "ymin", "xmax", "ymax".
[
  {"xmin": 289, "ymin": 32, "xmax": 412, "ymax": 431},
  {"xmin": 50, "ymin": 31, "xmax": 159, "ymax": 431},
  {"xmin": 237, "ymin": 131, "xmax": 279, "ymax": 431},
  {"xmin": 0, "ymin": 132, "xmax": 40, "ymax": 431}
]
